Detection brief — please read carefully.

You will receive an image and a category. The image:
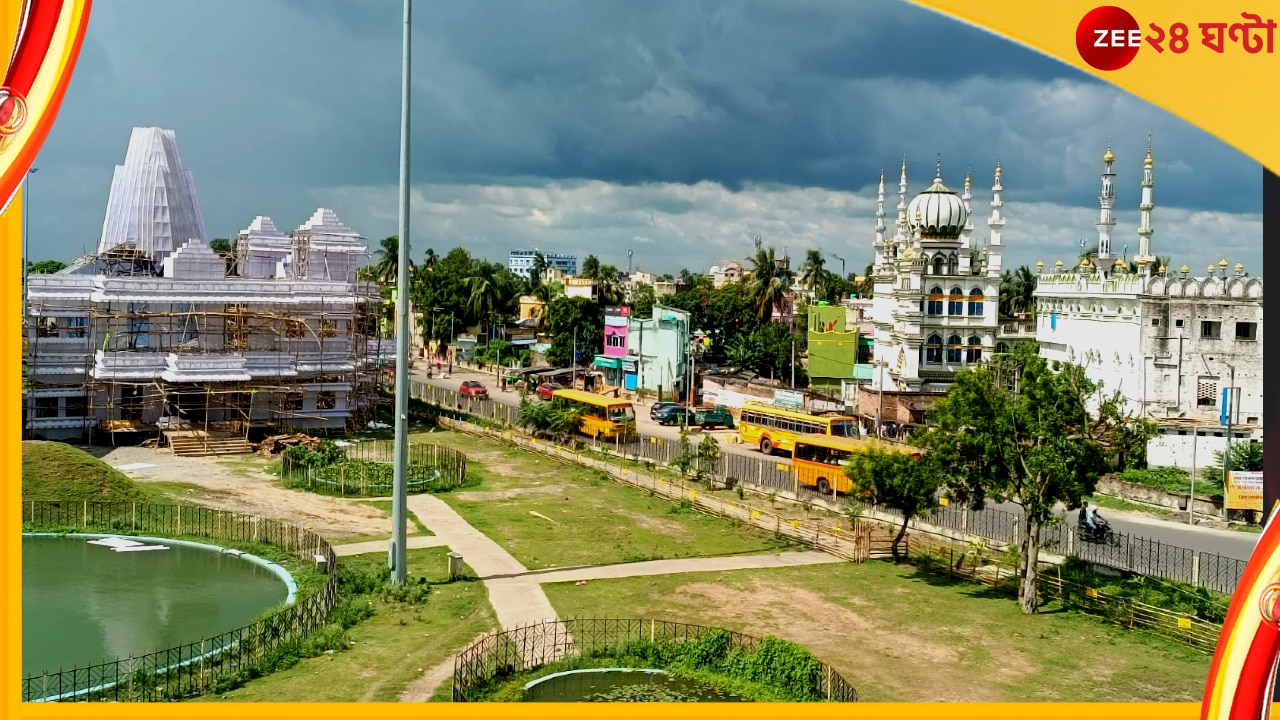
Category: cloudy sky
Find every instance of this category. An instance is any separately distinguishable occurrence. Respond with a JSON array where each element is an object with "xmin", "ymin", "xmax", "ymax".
[{"xmin": 31, "ymin": 0, "xmax": 1262, "ymax": 276}]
